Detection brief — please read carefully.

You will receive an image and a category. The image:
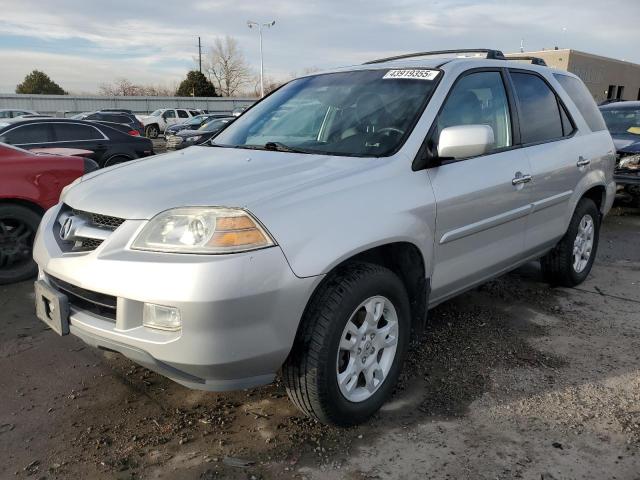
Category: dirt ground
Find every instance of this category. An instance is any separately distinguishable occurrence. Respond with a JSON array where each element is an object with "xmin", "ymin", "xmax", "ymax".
[{"xmin": 1, "ymin": 206, "xmax": 639, "ymax": 480}]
